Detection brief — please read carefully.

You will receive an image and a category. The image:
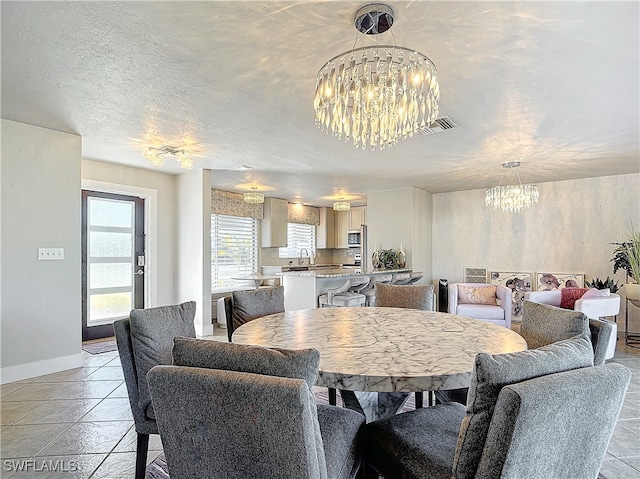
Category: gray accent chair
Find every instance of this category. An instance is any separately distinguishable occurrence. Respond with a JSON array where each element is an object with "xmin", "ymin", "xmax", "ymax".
[
  {"xmin": 362, "ymin": 336, "xmax": 630, "ymax": 479},
  {"xmin": 113, "ymin": 301, "xmax": 196, "ymax": 479},
  {"xmin": 147, "ymin": 338, "xmax": 365, "ymax": 479},
  {"xmin": 375, "ymin": 283, "xmax": 435, "ymax": 311},
  {"xmin": 223, "ymin": 286, "xmax": 285, "ymax": 342}
]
